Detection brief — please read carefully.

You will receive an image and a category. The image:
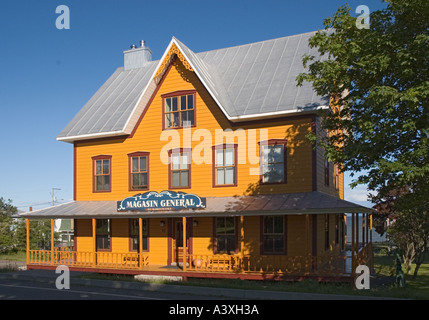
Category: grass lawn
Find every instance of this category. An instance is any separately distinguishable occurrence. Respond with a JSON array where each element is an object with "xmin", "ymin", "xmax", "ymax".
[
  {"xmin": 0, "ymin": 251, "xmax": 26, "ymax": 262},
  {"xmin": 369, "ymin": 243, "xmax": 429, "ymax": 299}
]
